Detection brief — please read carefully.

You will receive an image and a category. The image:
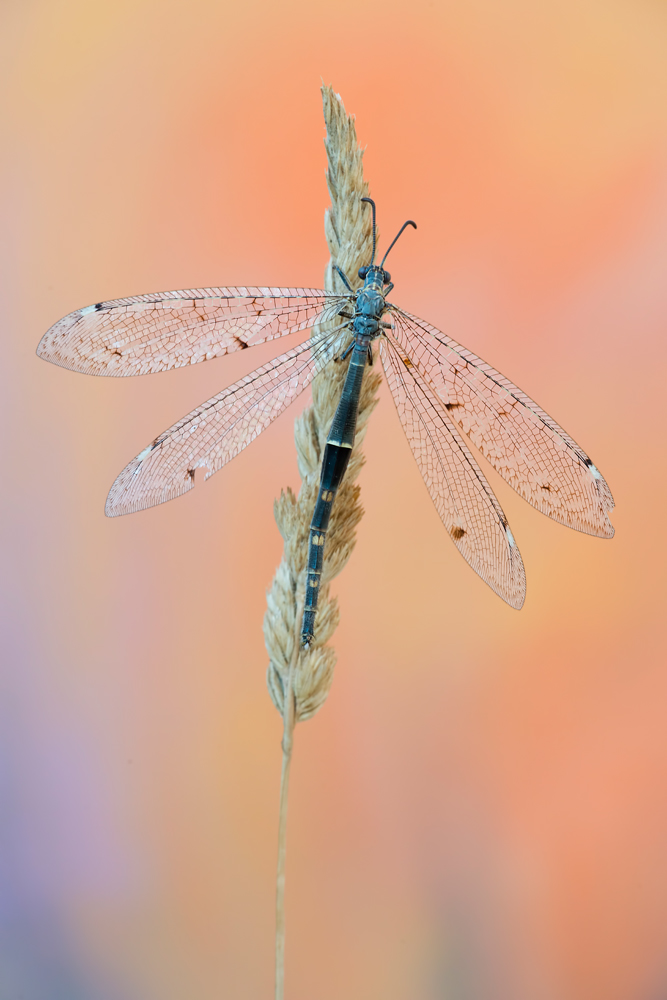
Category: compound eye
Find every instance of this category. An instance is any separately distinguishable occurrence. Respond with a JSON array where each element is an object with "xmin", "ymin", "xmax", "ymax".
[
  {"xmin": 358, "ymin": 266, "xmax": 368, "ymax": 279},
  {"xmin": 383, "ymin": 270, "xmax": 391, "ymax": 283}
]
